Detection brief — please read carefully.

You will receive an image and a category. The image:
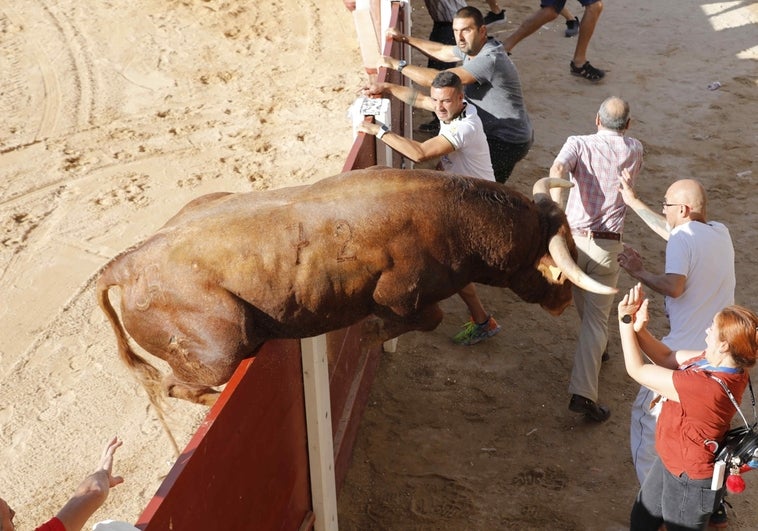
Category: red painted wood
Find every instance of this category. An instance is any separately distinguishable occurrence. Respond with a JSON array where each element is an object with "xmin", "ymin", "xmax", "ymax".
[
  {"xmin": 330, "ymin": 1, "xmax": 403, "ymax": 490},
  {"xmin": 137, "ymin": 340, "xmax": 311, "ymax": 531},
  {"xmin": 342, "ymin": 129, "xmax": 377, "ymax": 171},
  {"xmin": 327, "ymin": 325, "xmax": 383, "ymax": 493}
]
